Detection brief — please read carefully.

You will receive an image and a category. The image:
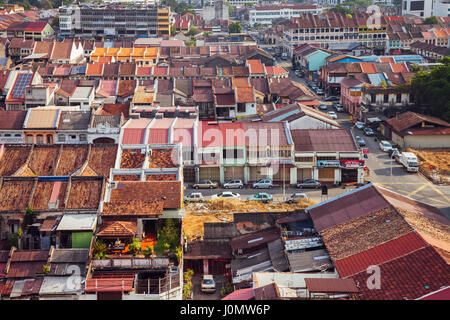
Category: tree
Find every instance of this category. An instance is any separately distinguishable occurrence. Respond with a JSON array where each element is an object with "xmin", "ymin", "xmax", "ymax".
[
  {"xmin": 185, "ymin": 25, "xmax": 200, "ymax": 37},
  {"xmin": 183, "ymin": 269, "xmax": 194, "ymax": 299},
  {"xmin": 410, "ymin": 61, "xmax": 450, "ymax": 122},
  {"xmin": 423, "ymin": 16, "xmax": 440, "ymax": 25},
  {"xmin": 170, "ymin": 24, "xmax": 176, "ymax": 36},
  {"xmin": 228, "ymin": 22, "xmax": 242, "ymax": 34},
  {"xmin": 224, "ymin": 2, "xmax": 233, "ymax": 17},
  {"xmin": 328, "ymin": 4, "xmax": 353, "ymax": 14},
  {"xmin": 51, "ymin": 15, "xmax": 59, "ymax": 29}
]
